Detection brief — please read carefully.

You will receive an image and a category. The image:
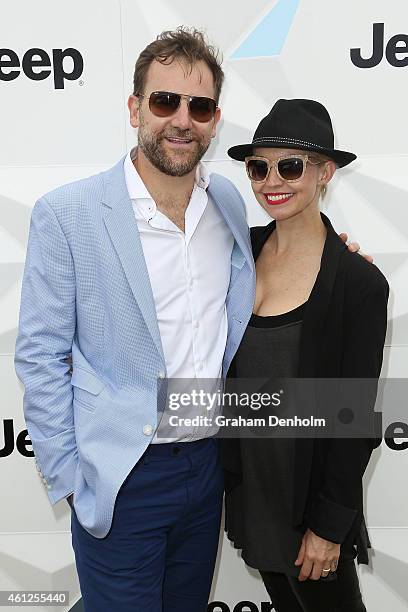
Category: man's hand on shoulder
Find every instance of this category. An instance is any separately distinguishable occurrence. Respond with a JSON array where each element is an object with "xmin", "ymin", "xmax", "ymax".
[{"xmin": 339, "ymin": 232, "xmax": 374, "ymax": 264}]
